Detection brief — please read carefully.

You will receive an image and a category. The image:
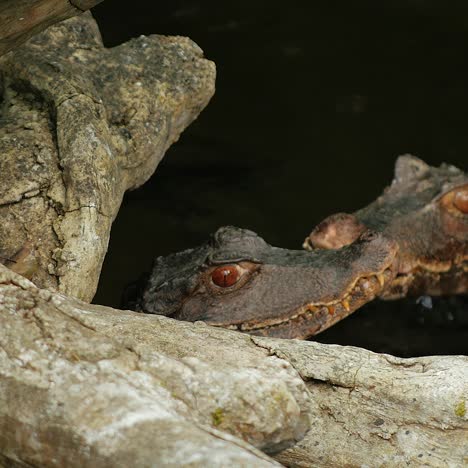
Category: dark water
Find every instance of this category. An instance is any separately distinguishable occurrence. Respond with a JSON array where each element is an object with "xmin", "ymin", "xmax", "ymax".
[{"xmin": 92, "ymin": 1, "xmax": 468, "ymax": 356}]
